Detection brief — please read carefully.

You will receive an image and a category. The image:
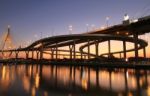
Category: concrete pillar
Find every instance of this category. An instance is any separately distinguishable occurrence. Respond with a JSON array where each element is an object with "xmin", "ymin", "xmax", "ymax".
[
  {"xmin": 15, "ymin": 51, "xmax": 19, "ymax": 59},
  {"xmin": 123, "ymin": 41, "xmax": 127, "ymax": 59},
  {"xmin": 40, "ymin": 49, "xmax": 43, "ymax": 59},
  {"xmin": 55, "ymin": 43, "xmax": 58, "ymax": 60},
  {"xmin": 95, "ymin": 40, "xmax": 99, "ymax": 57},
  {"xmin": 108, "ymin": 40, "xmax": 111, "ymax": 57},
  {"xmin": 73, "ymin": 40, "xmax": 76, "ymax": 60},
  {"xmin": 36, "ymin": 51, "xmax": 39, "ymax": 60},
  {"xmin": 25, "ymin": 51, "xmax": 29, "ymax": 59},
  {"xmin": 133, "ymin": 33, "xmax": 139, "ymax": 58},
  {"xmin": 119, "ymin": 53, "xmax": 122, "ymax": 59},
  {"xmin": 51, "ymin": 48, "xmax": 54, "ymax": 59},
  {"xmin": 40, "ymin": 43, "xmax": 44, "ymax": 59},
  {"xmin": 88, "ymin": 39, "xmax": 90, "ymax": 59},
  {"xmin": 32, "ymin": 50, "xmax": 34, "ymax": 59},
  {"xmin": 69, "ymin": 45, "xmax": 73, "ymax": 59},
  {"xmin": 143, "ymin": 47, "xmax": 146, "ymax": 58}
]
